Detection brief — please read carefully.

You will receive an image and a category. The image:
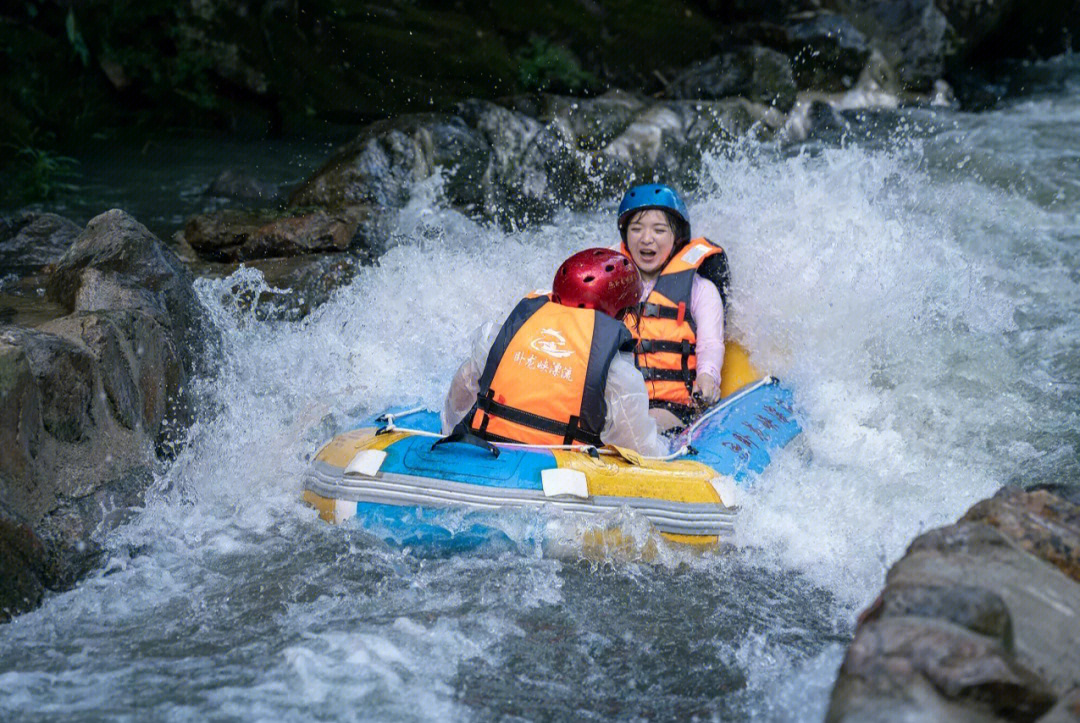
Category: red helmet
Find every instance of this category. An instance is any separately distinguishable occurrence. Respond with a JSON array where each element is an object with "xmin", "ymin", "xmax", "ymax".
[{"xmin": 552, "ymin": 248, "xmax": 643, "ymax": 318}]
